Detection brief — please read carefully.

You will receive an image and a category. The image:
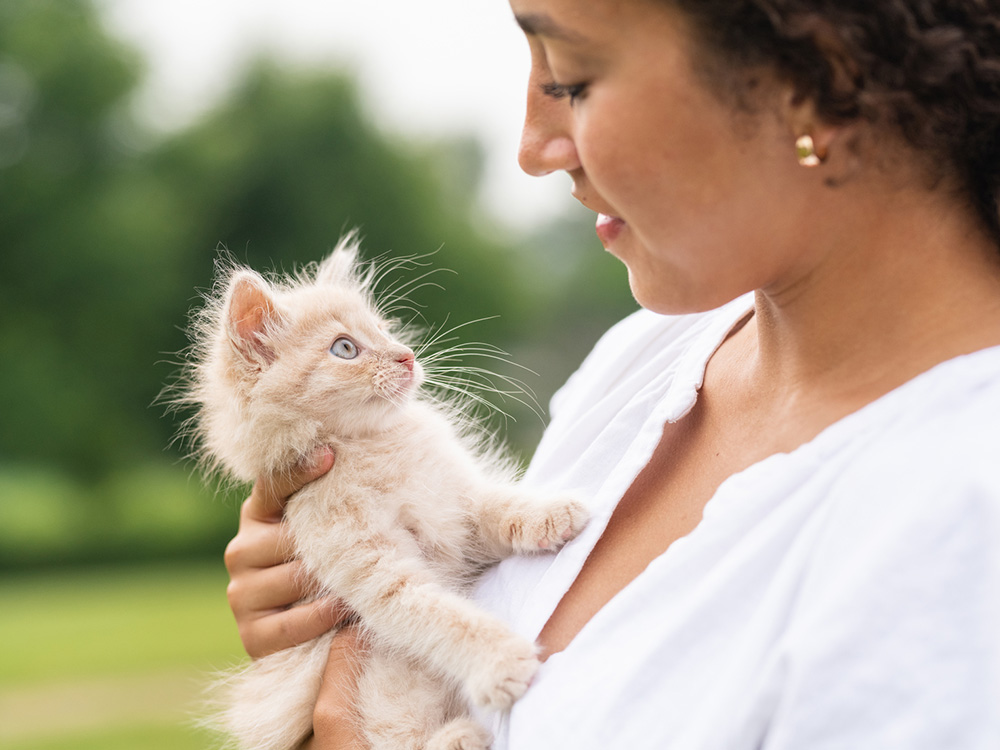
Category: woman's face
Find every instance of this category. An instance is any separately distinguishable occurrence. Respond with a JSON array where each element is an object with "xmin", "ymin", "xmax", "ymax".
[{"xmin": 510, "ymin": 0, "xmax": 819, "ymax": 314}]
